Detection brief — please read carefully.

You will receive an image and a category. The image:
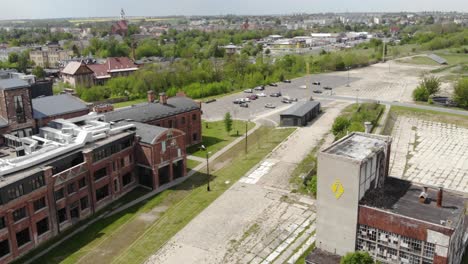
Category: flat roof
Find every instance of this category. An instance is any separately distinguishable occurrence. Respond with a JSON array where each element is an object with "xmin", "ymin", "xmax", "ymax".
[
  {"xmin": 322, "ymin": 133, "xmax": 391, "ymax": 161},
  {"xmin": 0, "ymin": 78, "xmax": 30, "ymax": 90},
  {"xmin": 32, "ymin": 94, "xmax": 89, "ymax": 119},
  {"xmin": 306, "ymin": 248, "xmax": 341, "ymax": 264},
  {"xmin": 280, "ymin": 101, "xmax": 320, "ymax": 117},
  {"xmin": 360, "ymin": 177, "xmax": 466, "ymax": 226}
]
